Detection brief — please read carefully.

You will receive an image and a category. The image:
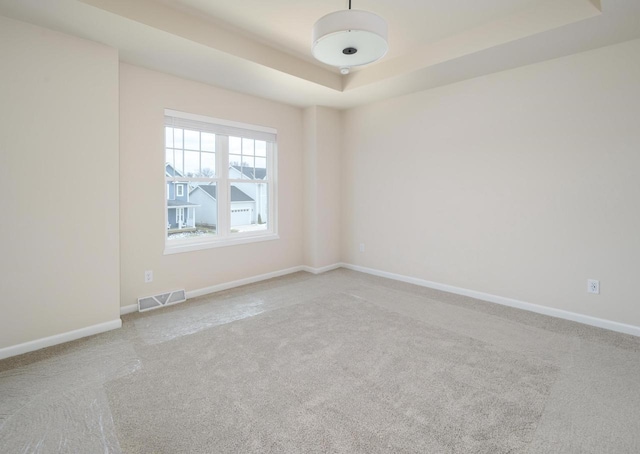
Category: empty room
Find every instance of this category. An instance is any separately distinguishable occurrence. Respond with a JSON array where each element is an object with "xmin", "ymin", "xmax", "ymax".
[{"xmin": 1, "ymin": 0, "xmax": 639, "ymax": 452}]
